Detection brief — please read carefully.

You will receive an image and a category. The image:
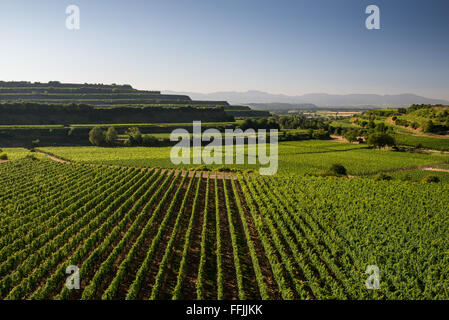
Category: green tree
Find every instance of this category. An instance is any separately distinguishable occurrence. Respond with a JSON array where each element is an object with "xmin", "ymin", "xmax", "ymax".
[
  {"xmin": 105, "ymin": 127, "xmax": 118, "ymax": 145},
  {"xmin": 343, "ymin": 129, "xmax": 358, "ymax": 143},
  {"xmin": 423, "ymin": 120, "xmax": 435, "ymax": 133},
  {"xmin": 334, "ymin": 127, "xmax": 342, "ymax": 136},
  {"xmin": 89, "ymin": 127, "xmax": 105, "ymax": 146},
  {"xmin": 367, "ymin": 133, "xmax": 395, "ymax": 148},
  {"xmin": 312, "ymin": 129, "xmax": 329, "ymax": 140},
  {"xmin": 126, "ymin": 127, "xmax": 142, "ymax": 145},
  {"xmin": 375, "ymin": 122, "xmax": 387, "ymax": 133},
  {"xmin": 422, "ymin": 175, "xmax": 440, "ymax": 183}
]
